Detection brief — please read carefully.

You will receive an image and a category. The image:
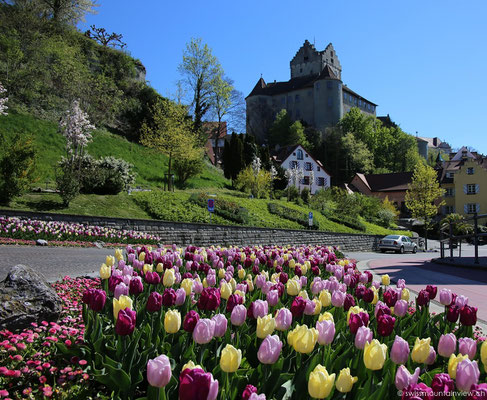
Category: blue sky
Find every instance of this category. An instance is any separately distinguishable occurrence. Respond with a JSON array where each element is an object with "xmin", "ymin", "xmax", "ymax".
[{"xmin": 81, "ymin": 0, "xmax": 487, "ymax": 153}]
